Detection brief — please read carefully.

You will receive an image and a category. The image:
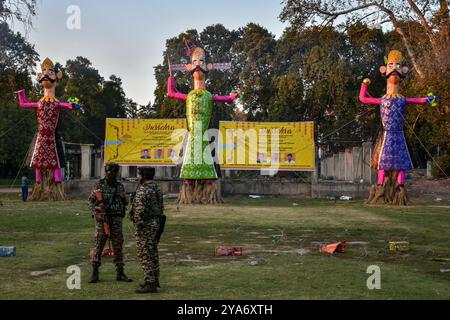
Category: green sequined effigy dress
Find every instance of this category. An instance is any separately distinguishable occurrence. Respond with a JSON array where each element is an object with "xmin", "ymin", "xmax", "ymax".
[{"xmin": 180, "ymin": 89, "xmax": 218, "ymax": 180}]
